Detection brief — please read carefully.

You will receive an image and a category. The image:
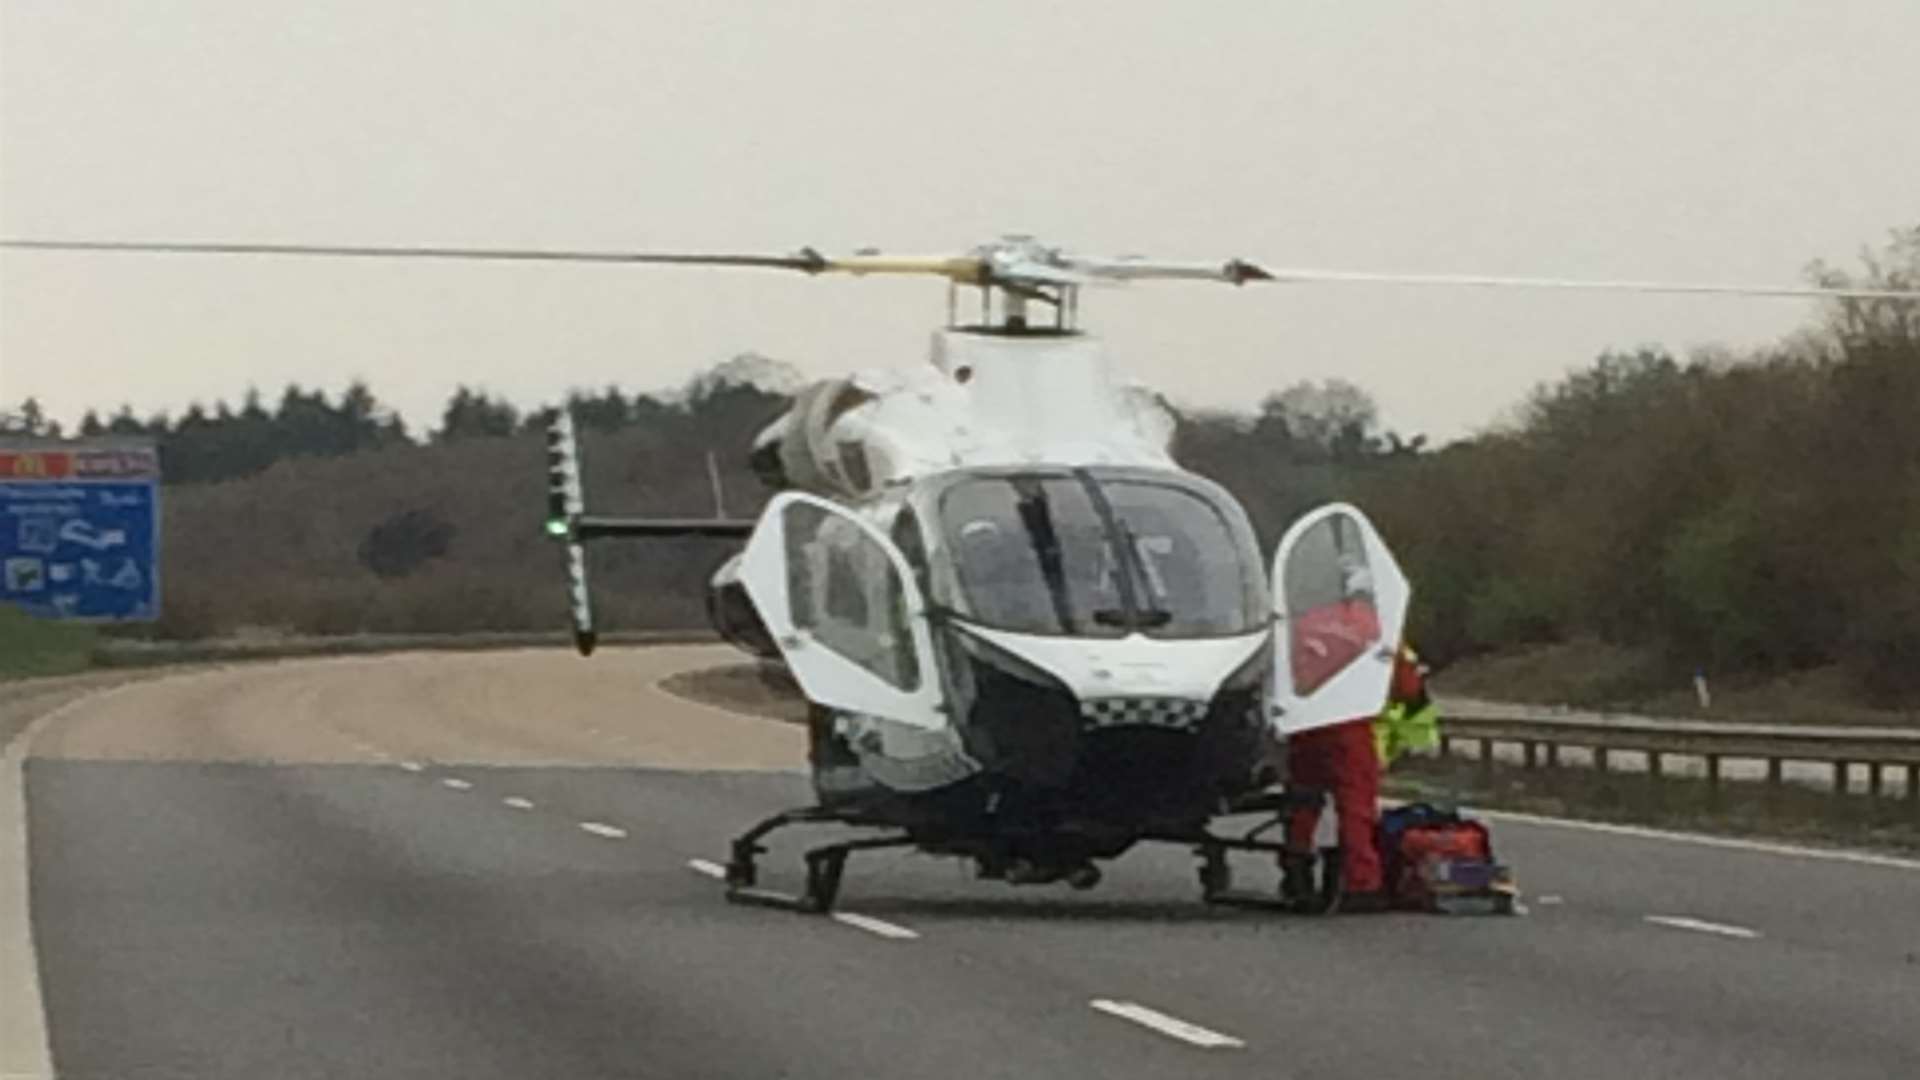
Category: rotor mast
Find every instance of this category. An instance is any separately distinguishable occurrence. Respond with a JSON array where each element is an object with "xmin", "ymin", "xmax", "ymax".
[{"xmin": 937, "ymin": 235, "xmax": 1082, "ymax": 334}]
